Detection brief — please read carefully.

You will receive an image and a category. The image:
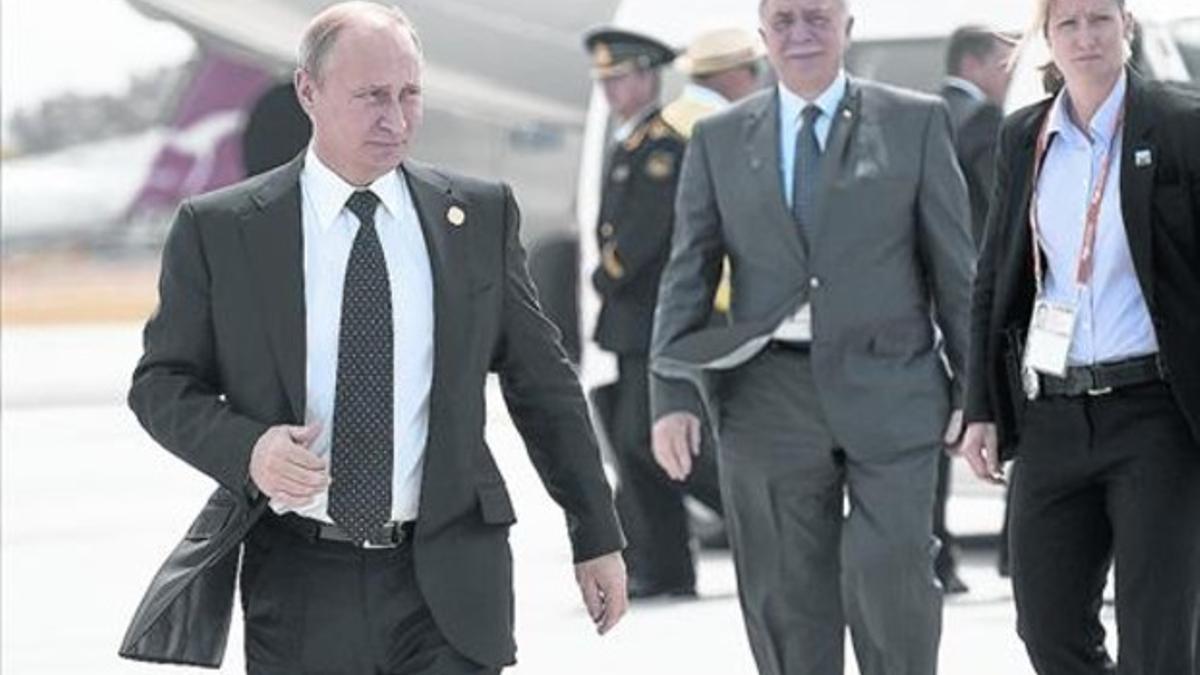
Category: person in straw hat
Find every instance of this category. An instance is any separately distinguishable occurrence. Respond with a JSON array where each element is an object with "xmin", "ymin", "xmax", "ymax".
[{"xmin": 663, "ymin": 27, "xmax": 768, "ymax": 139}]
